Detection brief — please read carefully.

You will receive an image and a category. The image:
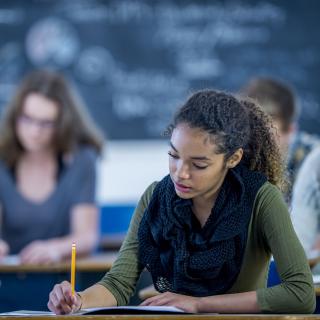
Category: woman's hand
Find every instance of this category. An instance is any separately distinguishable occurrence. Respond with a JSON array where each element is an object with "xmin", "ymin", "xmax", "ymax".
[
  {"xmin": 19, "ymin": 240, "xmax": 61, "ymax": 264},
  {"xmin": 48, "ymin": 281, "xmax": 82, "ymax": 314},
  {"xmin": 0, "ymin": 239, "xmax": 9, "ymax": 258},
  {"xmin": 141, "ymin": 292, "xmax": 200, "ymax": 313}
]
